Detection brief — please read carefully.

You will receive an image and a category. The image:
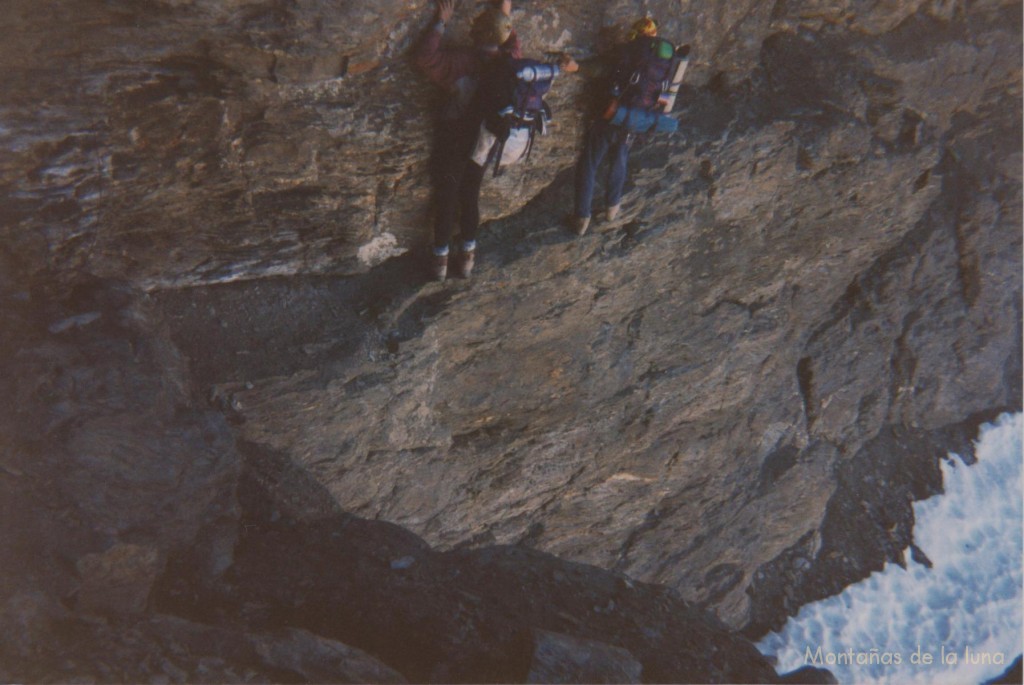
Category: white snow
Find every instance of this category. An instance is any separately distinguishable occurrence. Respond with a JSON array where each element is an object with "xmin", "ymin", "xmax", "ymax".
[{"xmin": 758, "ymin": 413, "xmax": 1023, "ymax": 684}]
